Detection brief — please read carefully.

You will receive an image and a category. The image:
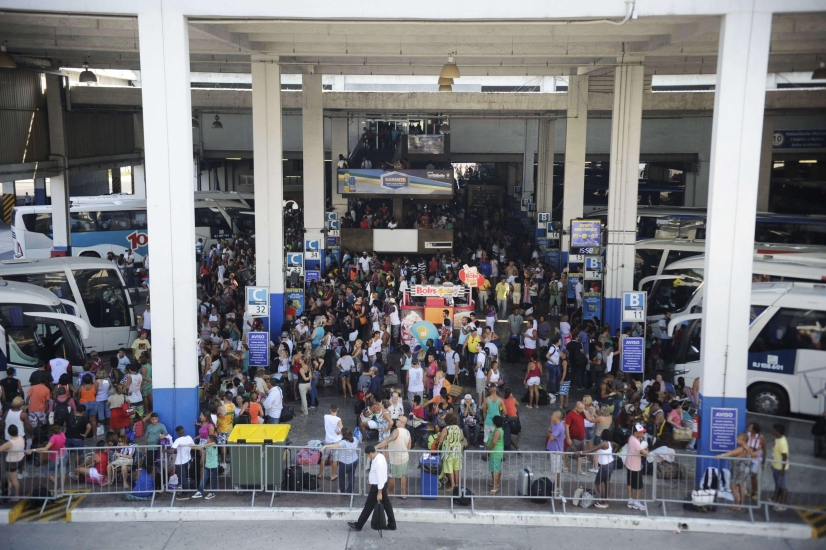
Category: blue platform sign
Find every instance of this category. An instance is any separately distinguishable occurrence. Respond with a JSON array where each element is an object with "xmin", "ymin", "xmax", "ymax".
[
  {"xmin": 622, "ymin": 291, "xmax": 647, "ymax": 322},
  {"xmin": 582, "ymin": 291, "xmax": 601, "ymax": 321},
  {"xmin": 305, "ymin": 270, "xmax": 320, "ymax": 283},
  {"xmin": 621, "ymin": 336, "xmax": 645, "ymax": 374},
  {"xmin": 709, "ymin": 407, "xmax": 739, "ymax": 452},
  {"xmin": 247, "ymin": 332, "xmax": 269, "ymax": 369}
]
